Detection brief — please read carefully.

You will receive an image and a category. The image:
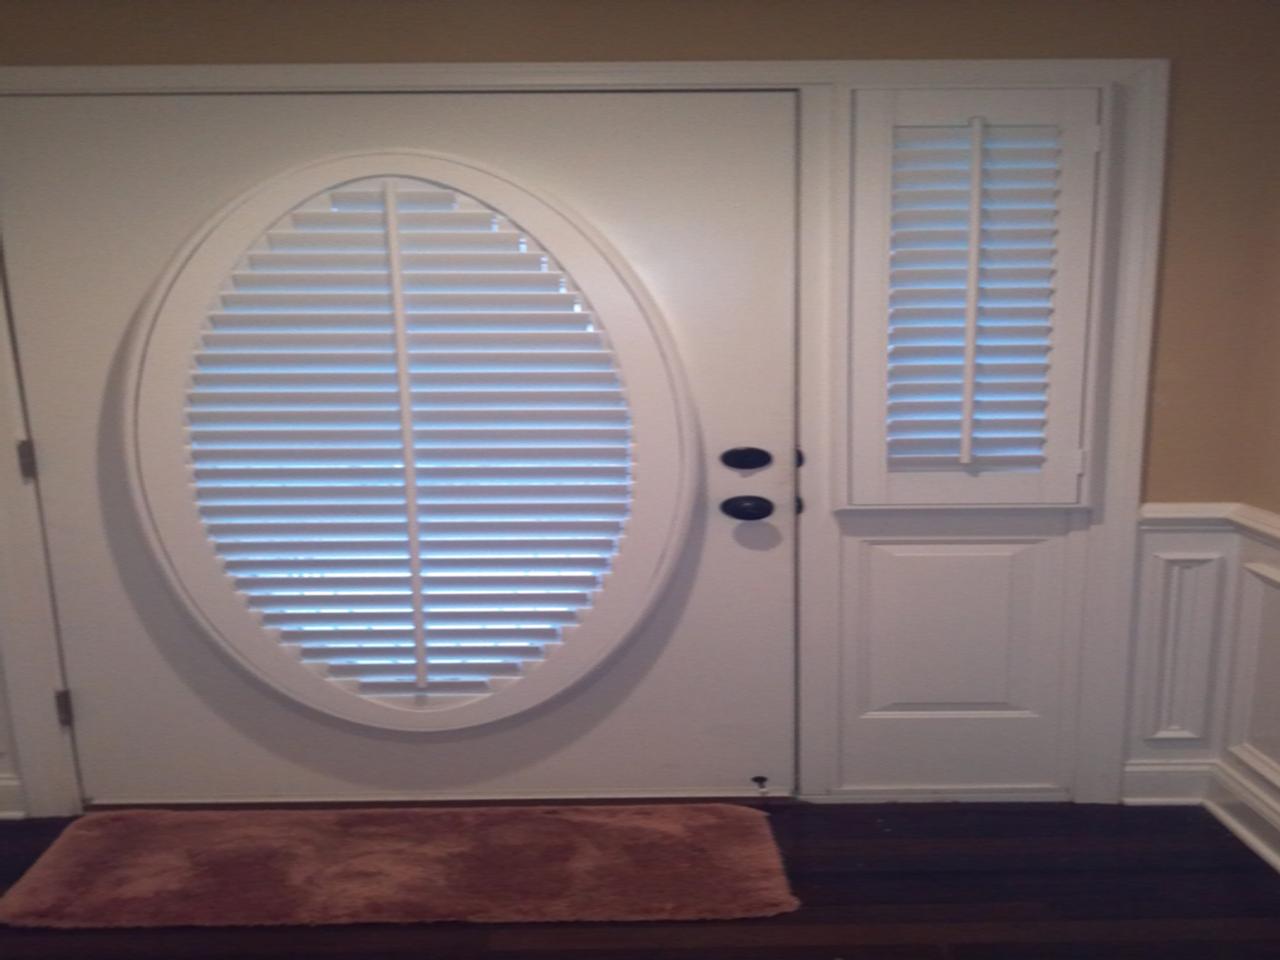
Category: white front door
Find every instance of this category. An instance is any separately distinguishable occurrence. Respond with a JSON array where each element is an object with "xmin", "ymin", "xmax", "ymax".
[{"xmin": 0, "ymin": 90, "xmax": 797, "ymax": 803}]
